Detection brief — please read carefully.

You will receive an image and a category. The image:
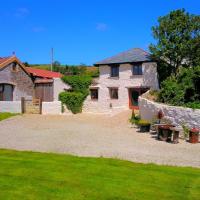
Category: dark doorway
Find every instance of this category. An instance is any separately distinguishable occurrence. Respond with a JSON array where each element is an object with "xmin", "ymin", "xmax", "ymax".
[
  {"xmin": 128, "ymin": 87, "xmax": 149, "ymax": 109},
  {"xmin": 131, "ymin": 90, "xmax": 140, "ymax": 107}
]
